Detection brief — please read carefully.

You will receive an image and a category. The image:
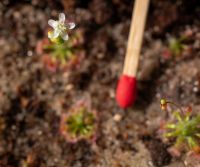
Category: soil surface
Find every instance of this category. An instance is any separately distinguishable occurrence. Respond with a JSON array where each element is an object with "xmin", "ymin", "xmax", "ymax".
[{"xmin": 1, "ymin": 0, "xmax": 200, "ymax": 167}]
